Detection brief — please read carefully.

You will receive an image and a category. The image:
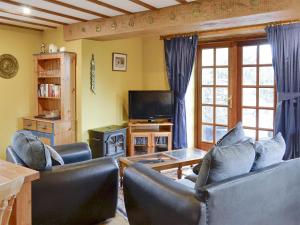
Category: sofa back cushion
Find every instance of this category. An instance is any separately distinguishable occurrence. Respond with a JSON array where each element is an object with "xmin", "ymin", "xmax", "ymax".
[
  {"xmin": 195, "ymin": 139, "xmax": 255, "ymax": 190},
  {"xmin": 195, "ymin": 122, "xmax": 248, "ymax": 189},
  {"xmin": 12, "ymin": 130, "xmax": 52, "ymax": 170},
  {"xmin": 251, "ymin": 133, "xmax": 285, "ymax": 171}
]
